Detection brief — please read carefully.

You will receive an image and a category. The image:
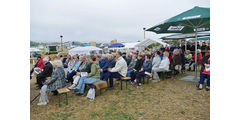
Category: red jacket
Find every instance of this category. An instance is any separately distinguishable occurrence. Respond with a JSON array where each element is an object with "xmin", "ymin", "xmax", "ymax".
[
  {"xmin": 191, "ymin": 53, "xmax": 202, "ymax": 63},
  {"xmin": 36, "ymin": 59, "xmax": 44, "ymax": 69}
]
